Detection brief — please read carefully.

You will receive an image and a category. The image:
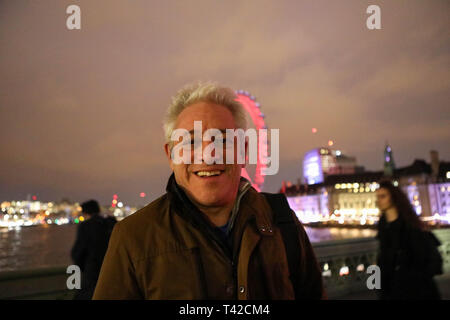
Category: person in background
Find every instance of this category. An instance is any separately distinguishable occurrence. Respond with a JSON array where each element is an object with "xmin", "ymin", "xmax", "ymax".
[
  {"xmin": 71, "ymin": 199, "xmax": 116, "ymax": 300},
  {"xmin": 375, "ymin": 180, "xmax": 442, "ymax": 300}
]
